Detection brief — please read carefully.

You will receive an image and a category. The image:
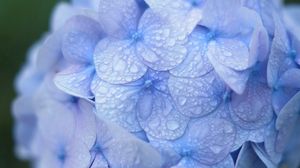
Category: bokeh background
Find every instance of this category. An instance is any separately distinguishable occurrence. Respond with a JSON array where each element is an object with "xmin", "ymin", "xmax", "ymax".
[{"xmin": 0, "ymin": 0, "xmax": 299, "ymax": 167}]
